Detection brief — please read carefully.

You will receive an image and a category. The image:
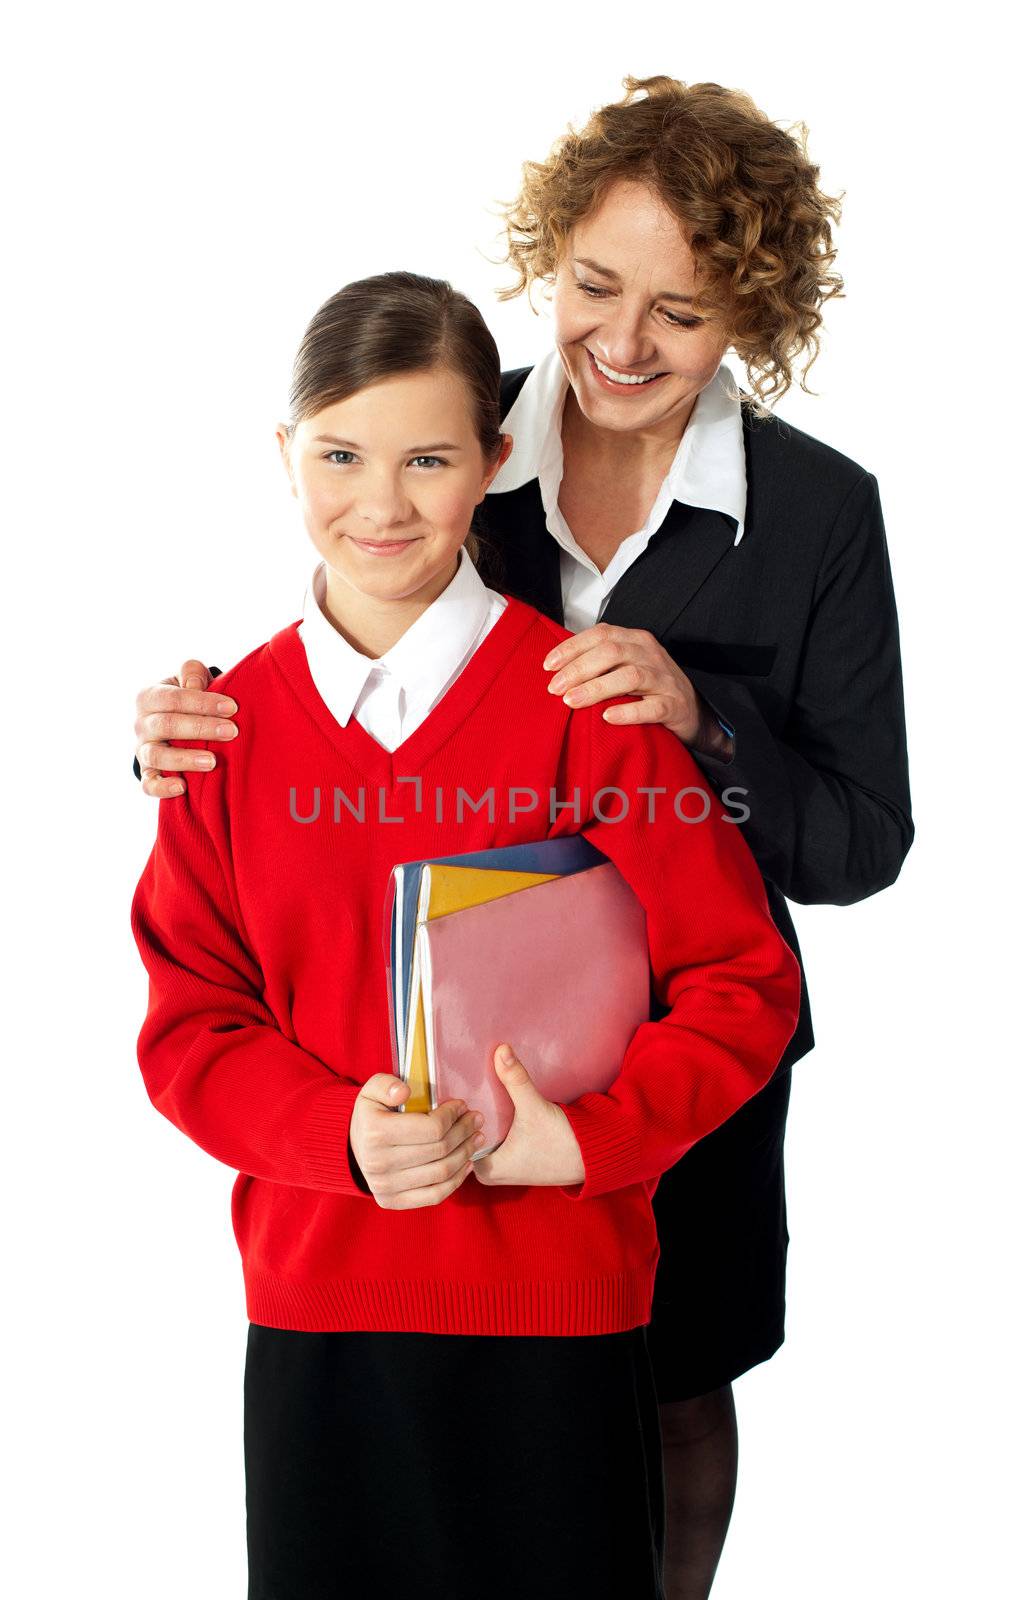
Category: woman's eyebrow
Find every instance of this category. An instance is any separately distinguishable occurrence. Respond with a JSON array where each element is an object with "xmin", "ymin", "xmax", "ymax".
[
  {"xmin": 313, "ymin": 435, "xmax": 463, "ymax": 452},
  {"xmin": 572, "ymin": 257, "xmax": 697, "ymax": 306}
]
